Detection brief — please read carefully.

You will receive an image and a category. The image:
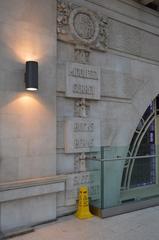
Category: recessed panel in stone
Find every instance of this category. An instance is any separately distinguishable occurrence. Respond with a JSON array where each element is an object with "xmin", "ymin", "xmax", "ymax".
[
  {"xmin": 66, "ymin": 63, "xmax": 101, "ymax": 100},
  {"xmin": 65, "ymin": 171, "xmax": 100, "ymax": 205},
  {"xmin": 64, "ymin": 117, "xmax": 100, "ymax": 153}
]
